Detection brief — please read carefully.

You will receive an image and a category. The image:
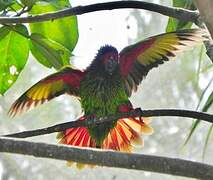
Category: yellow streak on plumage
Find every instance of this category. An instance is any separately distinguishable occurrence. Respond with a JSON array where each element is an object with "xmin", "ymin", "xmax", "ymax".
[
  {"xmin": 131, "ymin": 136, "xmax": 143, "ymax": 147},
  {"xmin": 44, "ymin": 84, "xmax": 51, "ymax": 99},
  {"xmin": 40, "ymin": 85, "xmax": 47, "ymax": 99},
  {"xmin": 120, "ymin": 144, "xmax": 132, "ymax": 153},
  {"xmin": 137, "ymin": 33, "xmax": 182, "ymax": 65},
  {"xmin": 76, "ymin": 163, "xmax": 85, "ymax": 169},
  {"xmin": 36, "ymin": 86, "xmax": 46, "ymax": 100},
  {"xmin": 124, "ymin": 119, "xmax": 141, "ymax": 133},
  {"xmin": 142, "ymin": 117, "xmax": 152, "ymax": 124},
  {"xmin": 26, "ymin": 87, "xmax": 37, "ymax": 99},
  {"xmin": 141, "ymin": 124, "xmax": 154, "ymax": 135},
  {"xmin": 56, "ymin": 132, "xmax": 64, "ymax": 139},
  {"xmin": 26, "ymin": 80, "xmax": 65, "ymax": 101},
  {"xmin": 88, "ymin": 164, "xmax": 96, "ymax": 169},
  {"xmin": 31, "ymin": 86, "xmax": 42, "ymax": 100},
  {"xmin": 66, "ymin": 161, "xmax": 74, "ymax": 167}
]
